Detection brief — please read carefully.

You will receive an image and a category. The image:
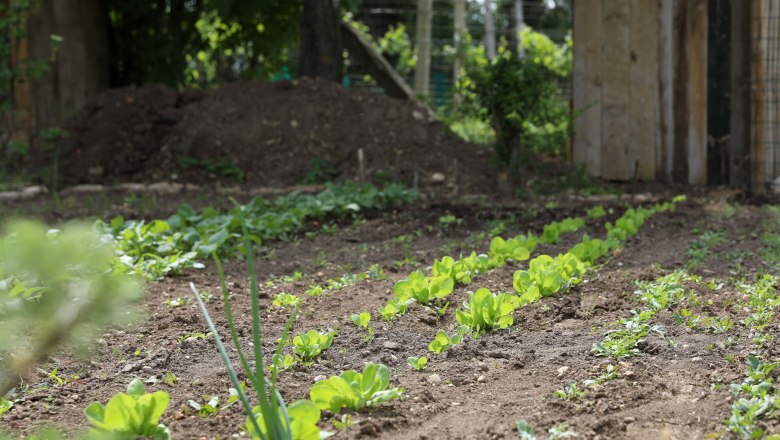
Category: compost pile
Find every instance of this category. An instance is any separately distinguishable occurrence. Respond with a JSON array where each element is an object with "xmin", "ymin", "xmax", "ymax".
[{"xmin": 60, "ymin": 78, "xmax": 496, "ymax": 192}]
